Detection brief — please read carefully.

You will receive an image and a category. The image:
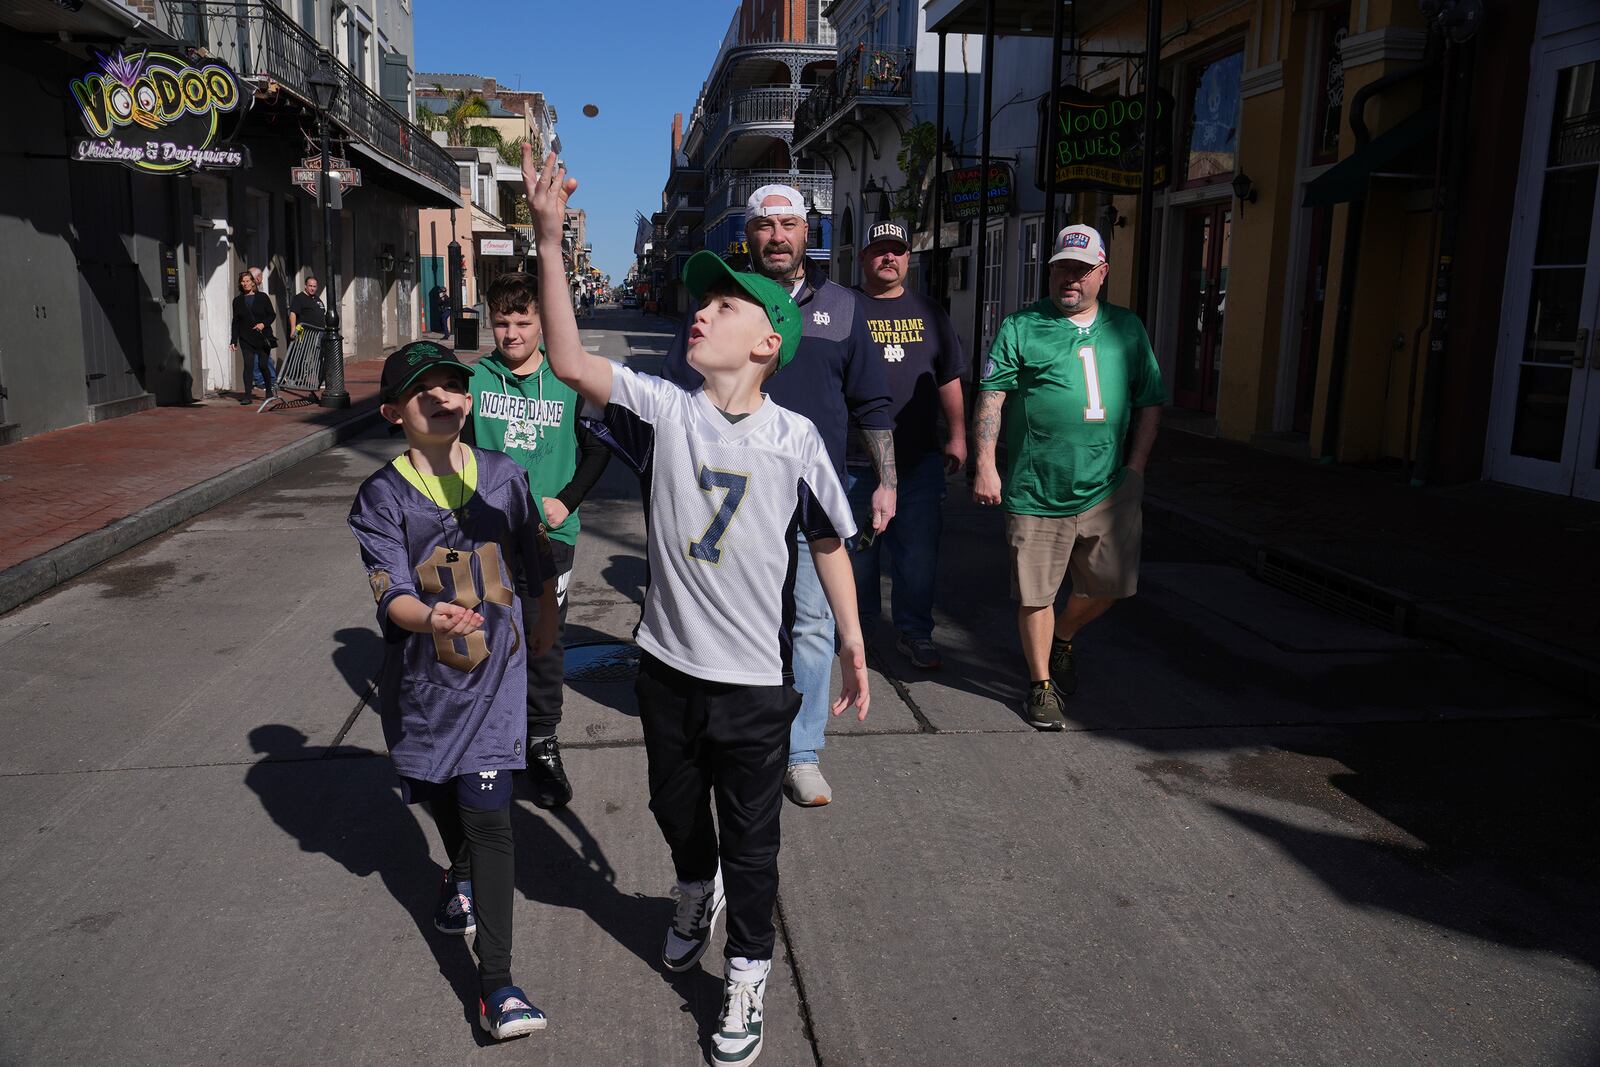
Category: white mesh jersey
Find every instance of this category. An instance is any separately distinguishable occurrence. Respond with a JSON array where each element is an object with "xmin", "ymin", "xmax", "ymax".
[{"xmin": 591, "ymin": 364, "xmax": 857, "ymax": 686}]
